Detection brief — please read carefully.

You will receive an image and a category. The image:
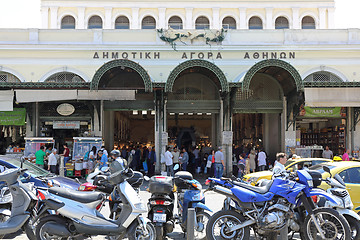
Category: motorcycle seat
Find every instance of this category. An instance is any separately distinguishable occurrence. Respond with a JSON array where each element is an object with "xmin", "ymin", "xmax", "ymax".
[
  {"xmin": 48, "ymin": 187, "xmax": 105, "ymax": 203},
  {"xmin": 231, "ymin": 180, "xmax": 273, "ymax": 194}
]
